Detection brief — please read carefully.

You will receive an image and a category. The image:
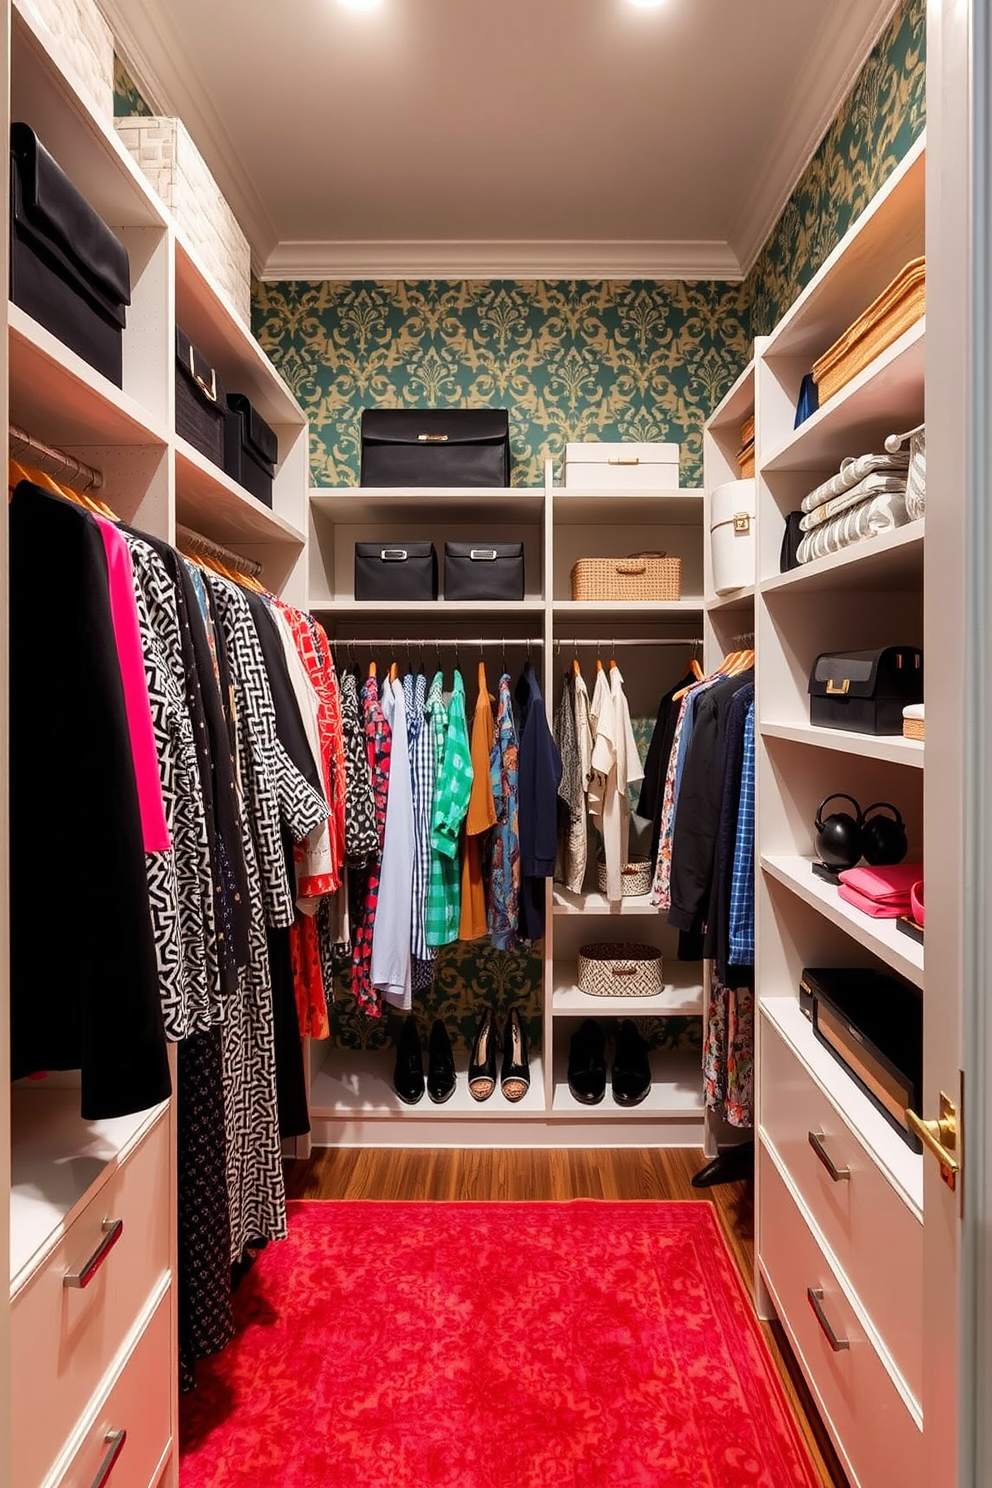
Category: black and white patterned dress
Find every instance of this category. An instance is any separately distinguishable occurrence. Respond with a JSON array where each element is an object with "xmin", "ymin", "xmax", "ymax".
[{"xmin": 207, "ymin": 576, "xmax": 328, "ymax": 1260}]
